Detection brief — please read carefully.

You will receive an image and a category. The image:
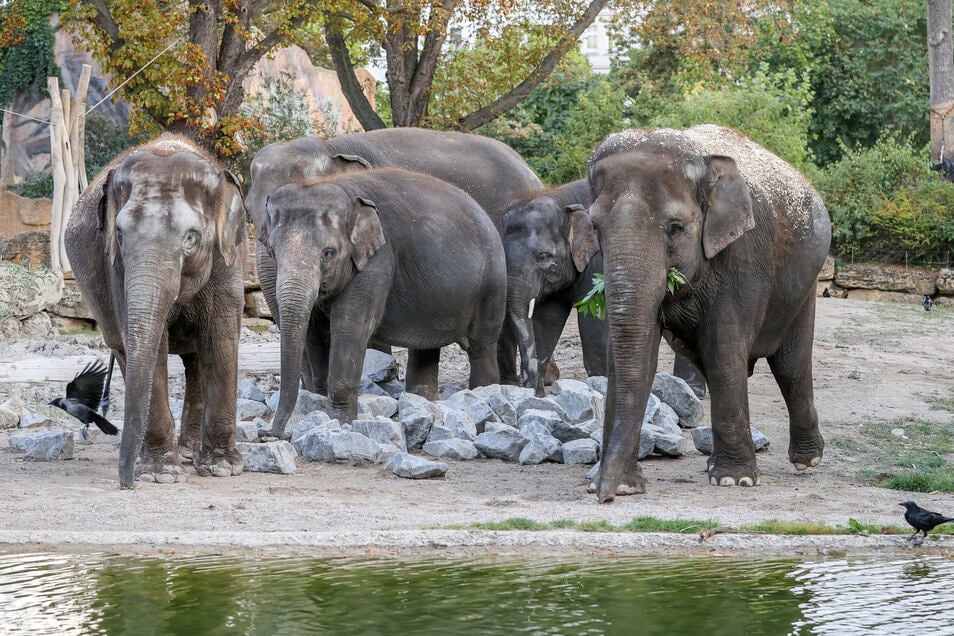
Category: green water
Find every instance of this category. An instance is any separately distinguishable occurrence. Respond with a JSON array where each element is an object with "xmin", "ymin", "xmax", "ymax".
[{"xmin": 2, "ymin": 551, "xmax": 954, "ymax": 634}]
